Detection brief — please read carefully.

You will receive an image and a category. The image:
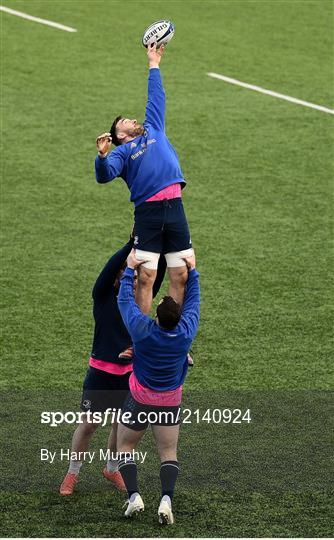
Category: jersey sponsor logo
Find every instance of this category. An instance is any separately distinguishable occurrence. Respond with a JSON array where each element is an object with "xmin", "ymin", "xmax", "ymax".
[
  {"xmin": 131, "ymin": 148, "xmax": 147, "ymax": 160},
  {"xmin": 131, "ymin": 139, "xmax": 157, "ymax": 160}
]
